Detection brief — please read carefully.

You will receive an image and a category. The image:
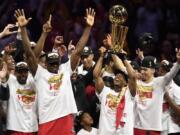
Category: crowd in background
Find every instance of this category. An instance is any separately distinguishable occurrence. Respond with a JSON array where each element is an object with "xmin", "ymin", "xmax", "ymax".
[{"xmin": 0, "ymin": 0, "xmax": 180, "ymax": 55}]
